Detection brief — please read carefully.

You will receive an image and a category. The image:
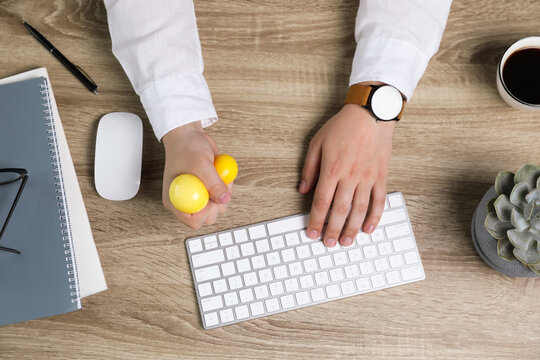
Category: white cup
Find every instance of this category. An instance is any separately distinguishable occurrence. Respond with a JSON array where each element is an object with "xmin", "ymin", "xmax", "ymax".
[{"xmin": 496, "ymin": 36, "xmax": 540, "ymax": 110}]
